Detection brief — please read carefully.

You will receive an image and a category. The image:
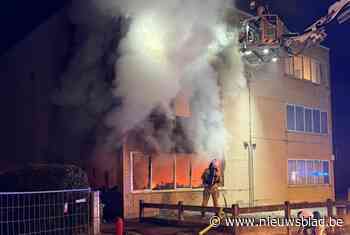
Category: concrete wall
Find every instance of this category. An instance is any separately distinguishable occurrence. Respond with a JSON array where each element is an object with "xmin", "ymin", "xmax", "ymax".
[{"xmin": 0, "ymin": 8, "xmax": 72, "ymax": 165}]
